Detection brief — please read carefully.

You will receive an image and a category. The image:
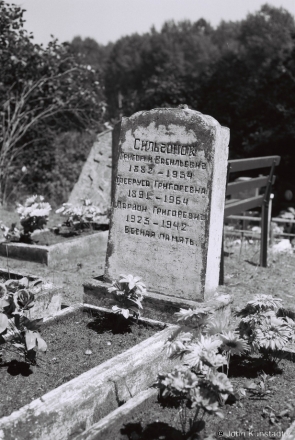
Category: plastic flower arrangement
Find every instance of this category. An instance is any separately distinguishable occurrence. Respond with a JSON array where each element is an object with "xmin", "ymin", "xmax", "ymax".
[
  {"xmin": 237, "ymin": 294, "xmax": 295, "ymax": 362},
  {"xmin": 159, "ymin": 332, "xmax": 233, "ymax": 437},
  {"xmin": 108, "ymin": 274, "xmax": 147, "ymax": 320},
  {"xmin": 157, "ymin": 294, "xmax": 295, "ymax": 437},
  {"xmin": 0, "ymin": 277, "xmax": 47, "ymax": 365},
  {"xmin": 0, "ymin": 195, "xmax": 51, "ymax": 243},
  {"xmin": 55, "ymin": 198, "xmax": 104, "ymax": 230},
  {"xmin": 17, "ymin": 195, "xmax": 51, "ymax": 242},
  {"xmin": 175, "ymin": 305, "xmax": 213, "ymax": 337}
]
